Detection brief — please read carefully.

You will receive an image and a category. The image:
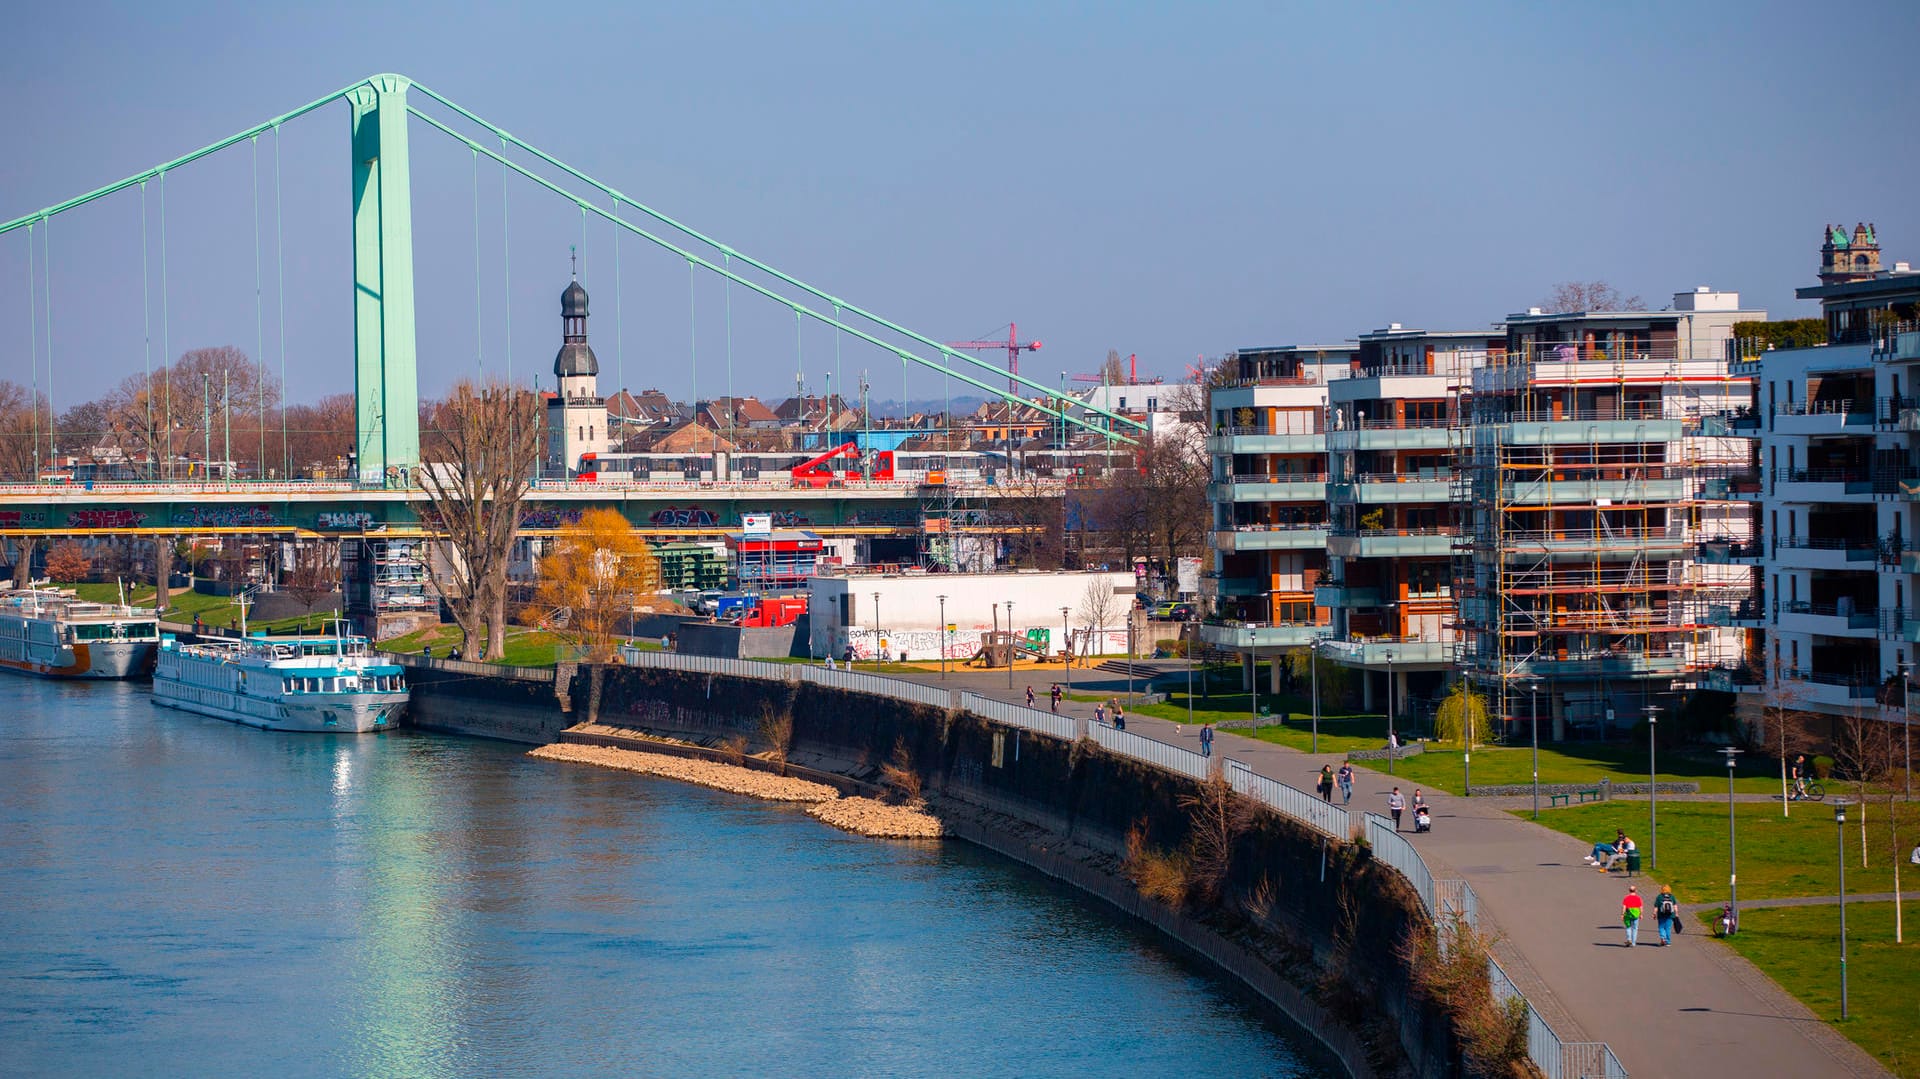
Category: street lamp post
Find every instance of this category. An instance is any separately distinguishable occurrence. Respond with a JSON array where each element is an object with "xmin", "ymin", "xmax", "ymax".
[
  {"xmin": 1385, "ymin": 649, "xmax": 1396, "ymax": 777},
  {"xmin": 1647, "ymin": 704, "xmax": 1662, "ymax": 869},
  {"xmin": 1835, "ymin": 800, "xmax": 1851, "ymax": 1020},
  {"xmin": 1006, "ymin": 601, "xmax": 1015, "ymax": 689},
  {"xmin": 1185, "ymin": 629, "xmax": 1194, "ymax": 726},
  {"xmin": 1310, "ymin": 640, "xmax": 1321, "ymax": 754},
  {"xmin": 1061, "ymin": 607, "xmax": 1071, "ymax": 695},
  {"xmin": 1723, "ymin": 747, "xmax": 1742, "ymax": 930},
  {"xmin": 938, "ymin": 594, "xmax": 948, "ymax": 680},
  {"xmin": 992, "ymin": 602, "xmax": 999, "ymax": 672},
  {"xmin": 873, "ymin": 592, "xmax": 882, "ymax": 669},
  {"xmin": 1528, "ymin": 679, "xmax": 1542, "ymax": 820}
]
